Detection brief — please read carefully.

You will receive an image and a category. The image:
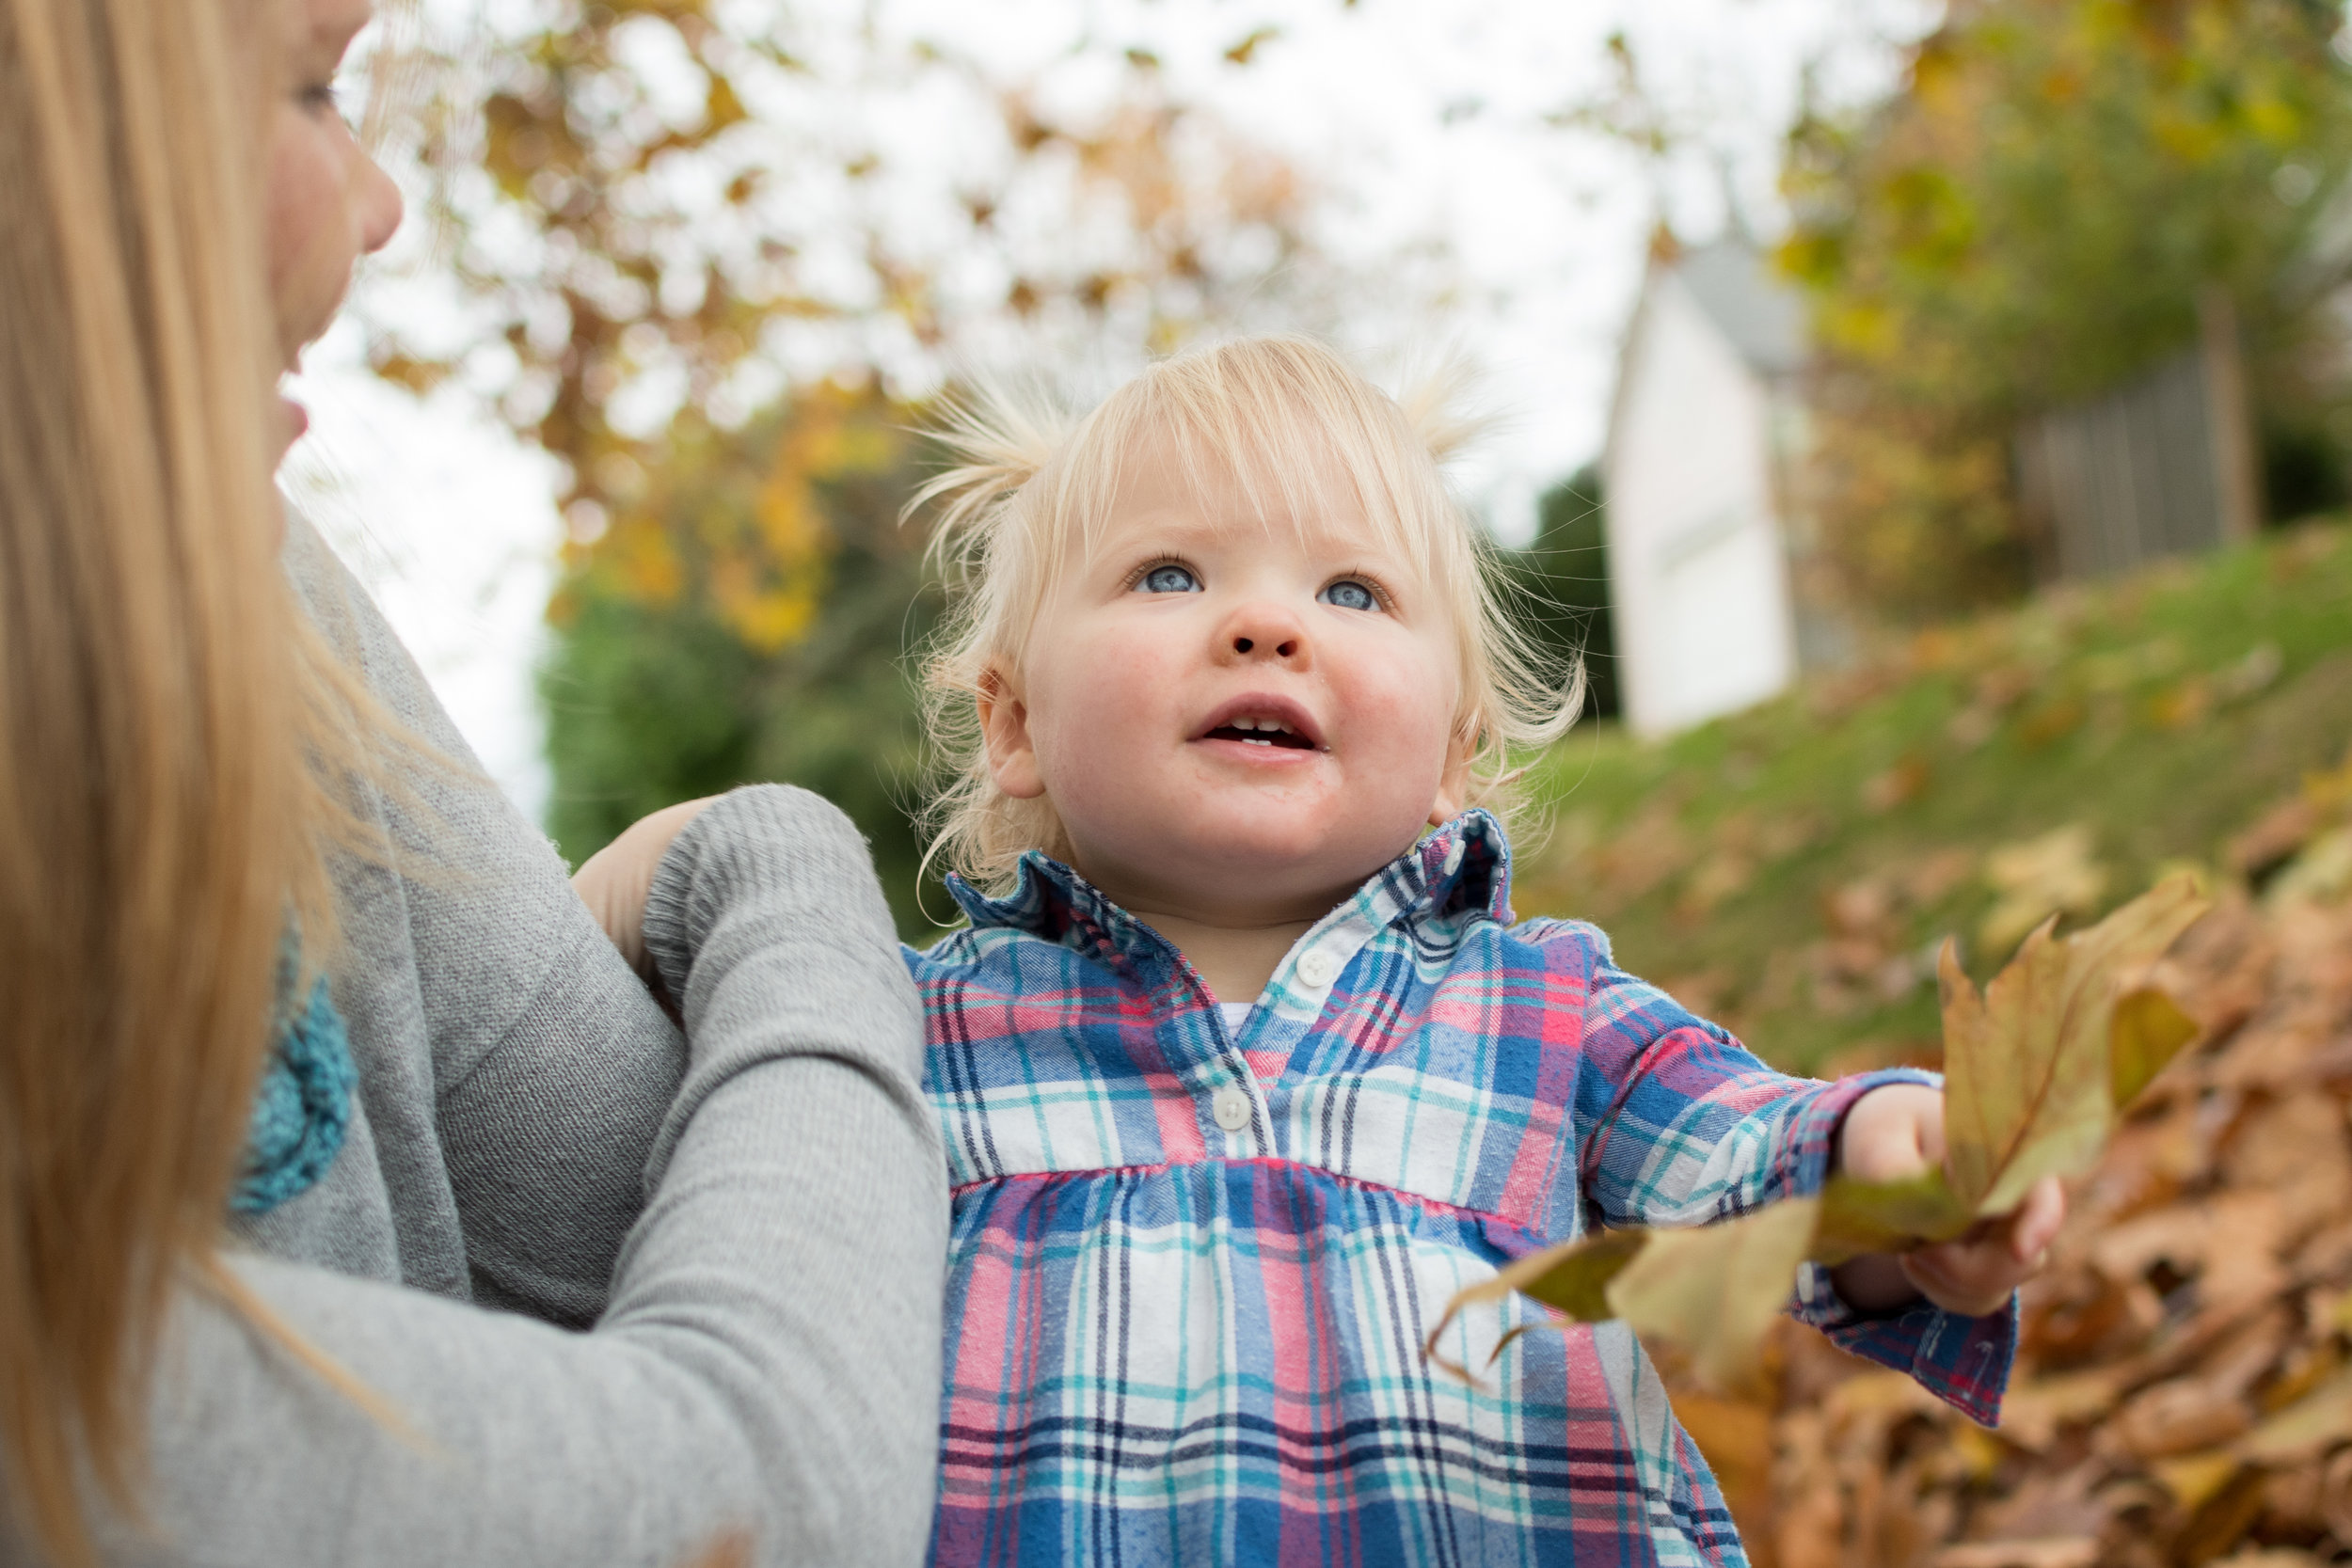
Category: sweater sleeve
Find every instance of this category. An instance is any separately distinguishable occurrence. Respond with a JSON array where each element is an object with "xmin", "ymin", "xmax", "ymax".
[
  {"xmin": 90, "ymin": 785, "xmax": 948, "ymax": 1568},
  {"xmin": 257, "ymin": 507, "xmax": 691, "ymax": 1323}
]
